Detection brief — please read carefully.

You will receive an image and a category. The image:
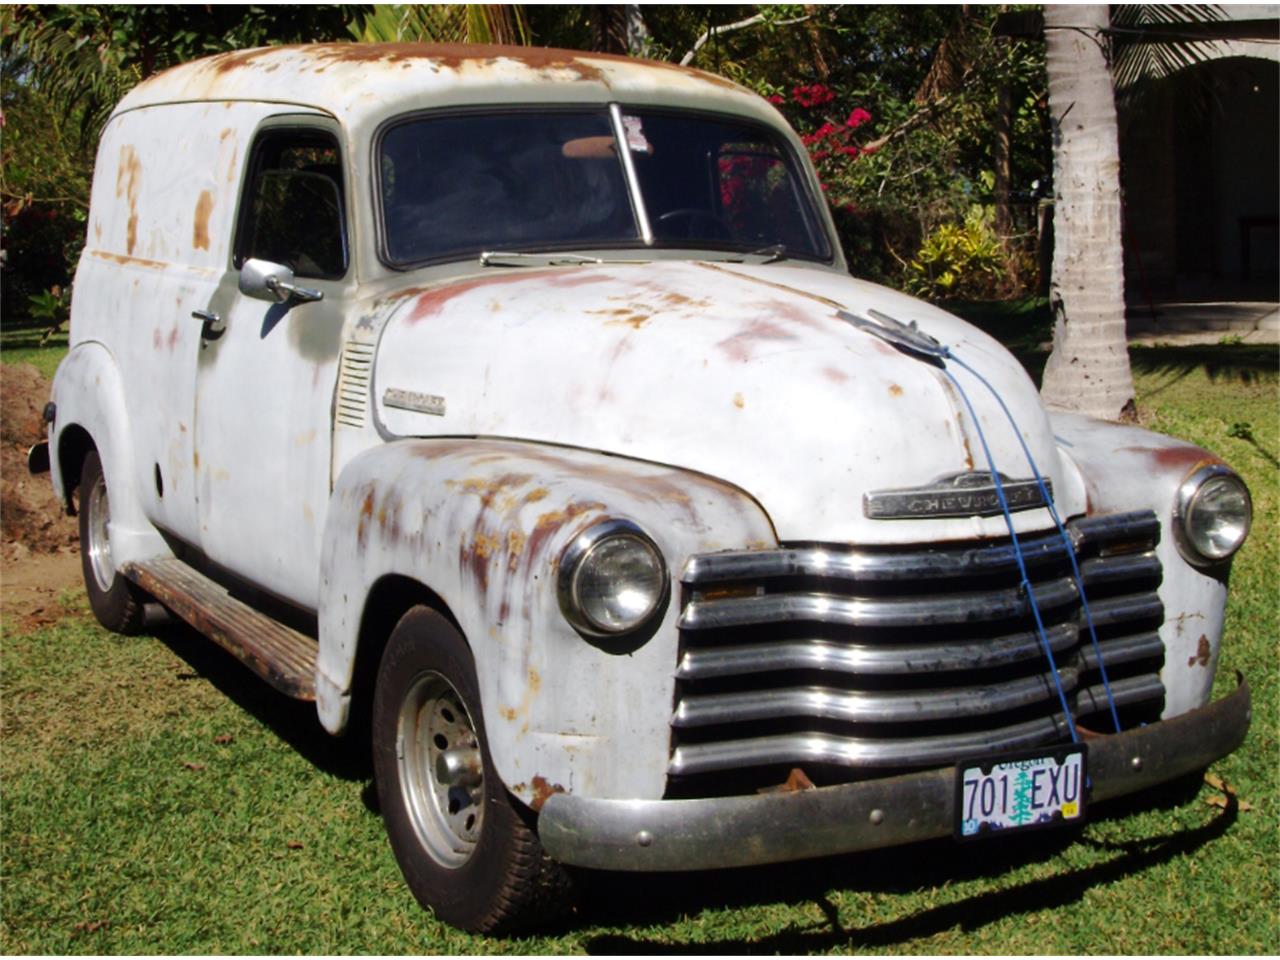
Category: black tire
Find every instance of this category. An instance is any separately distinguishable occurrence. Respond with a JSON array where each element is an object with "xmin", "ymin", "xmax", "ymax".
[
  {"xmin": 371, "ymin": 606, "xmax": 573, "ymax": 934},
  {"xmin": 78, "ymin": 450, "xmax": 146, "ymax": 634}
]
